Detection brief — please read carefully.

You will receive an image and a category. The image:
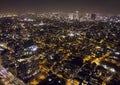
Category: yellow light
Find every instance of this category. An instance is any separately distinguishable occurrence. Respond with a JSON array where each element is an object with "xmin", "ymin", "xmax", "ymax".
[
  {"xmin": 83, "ymin": 55, "xmax": 92, "ymax": 63},
  {"xmin": 57, "ymin": 74, "xmax": 63, "ymax": 78},
  {"xmin": 73, "ymin": 80, "xmax": 80, "ymax": 85},
  {"xmin": 30, "ymin": 79, "xmax": 39, "ymax": 85},
  {"xmin": 38, "ymin": 74, "xmax": 45, "ymax": 80}
]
